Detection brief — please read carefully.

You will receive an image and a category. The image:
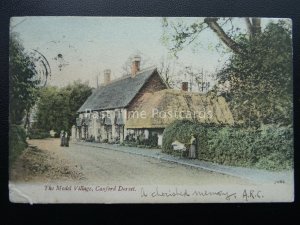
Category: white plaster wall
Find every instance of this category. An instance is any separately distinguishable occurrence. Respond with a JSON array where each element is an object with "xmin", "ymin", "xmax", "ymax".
[
  {"xmin": 71, "ymin": 125, "xmax": 76, "ymax": 140},
  {"xmin": 158, "ymin": 134, "xmax": 163, "ymax": 146}
]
